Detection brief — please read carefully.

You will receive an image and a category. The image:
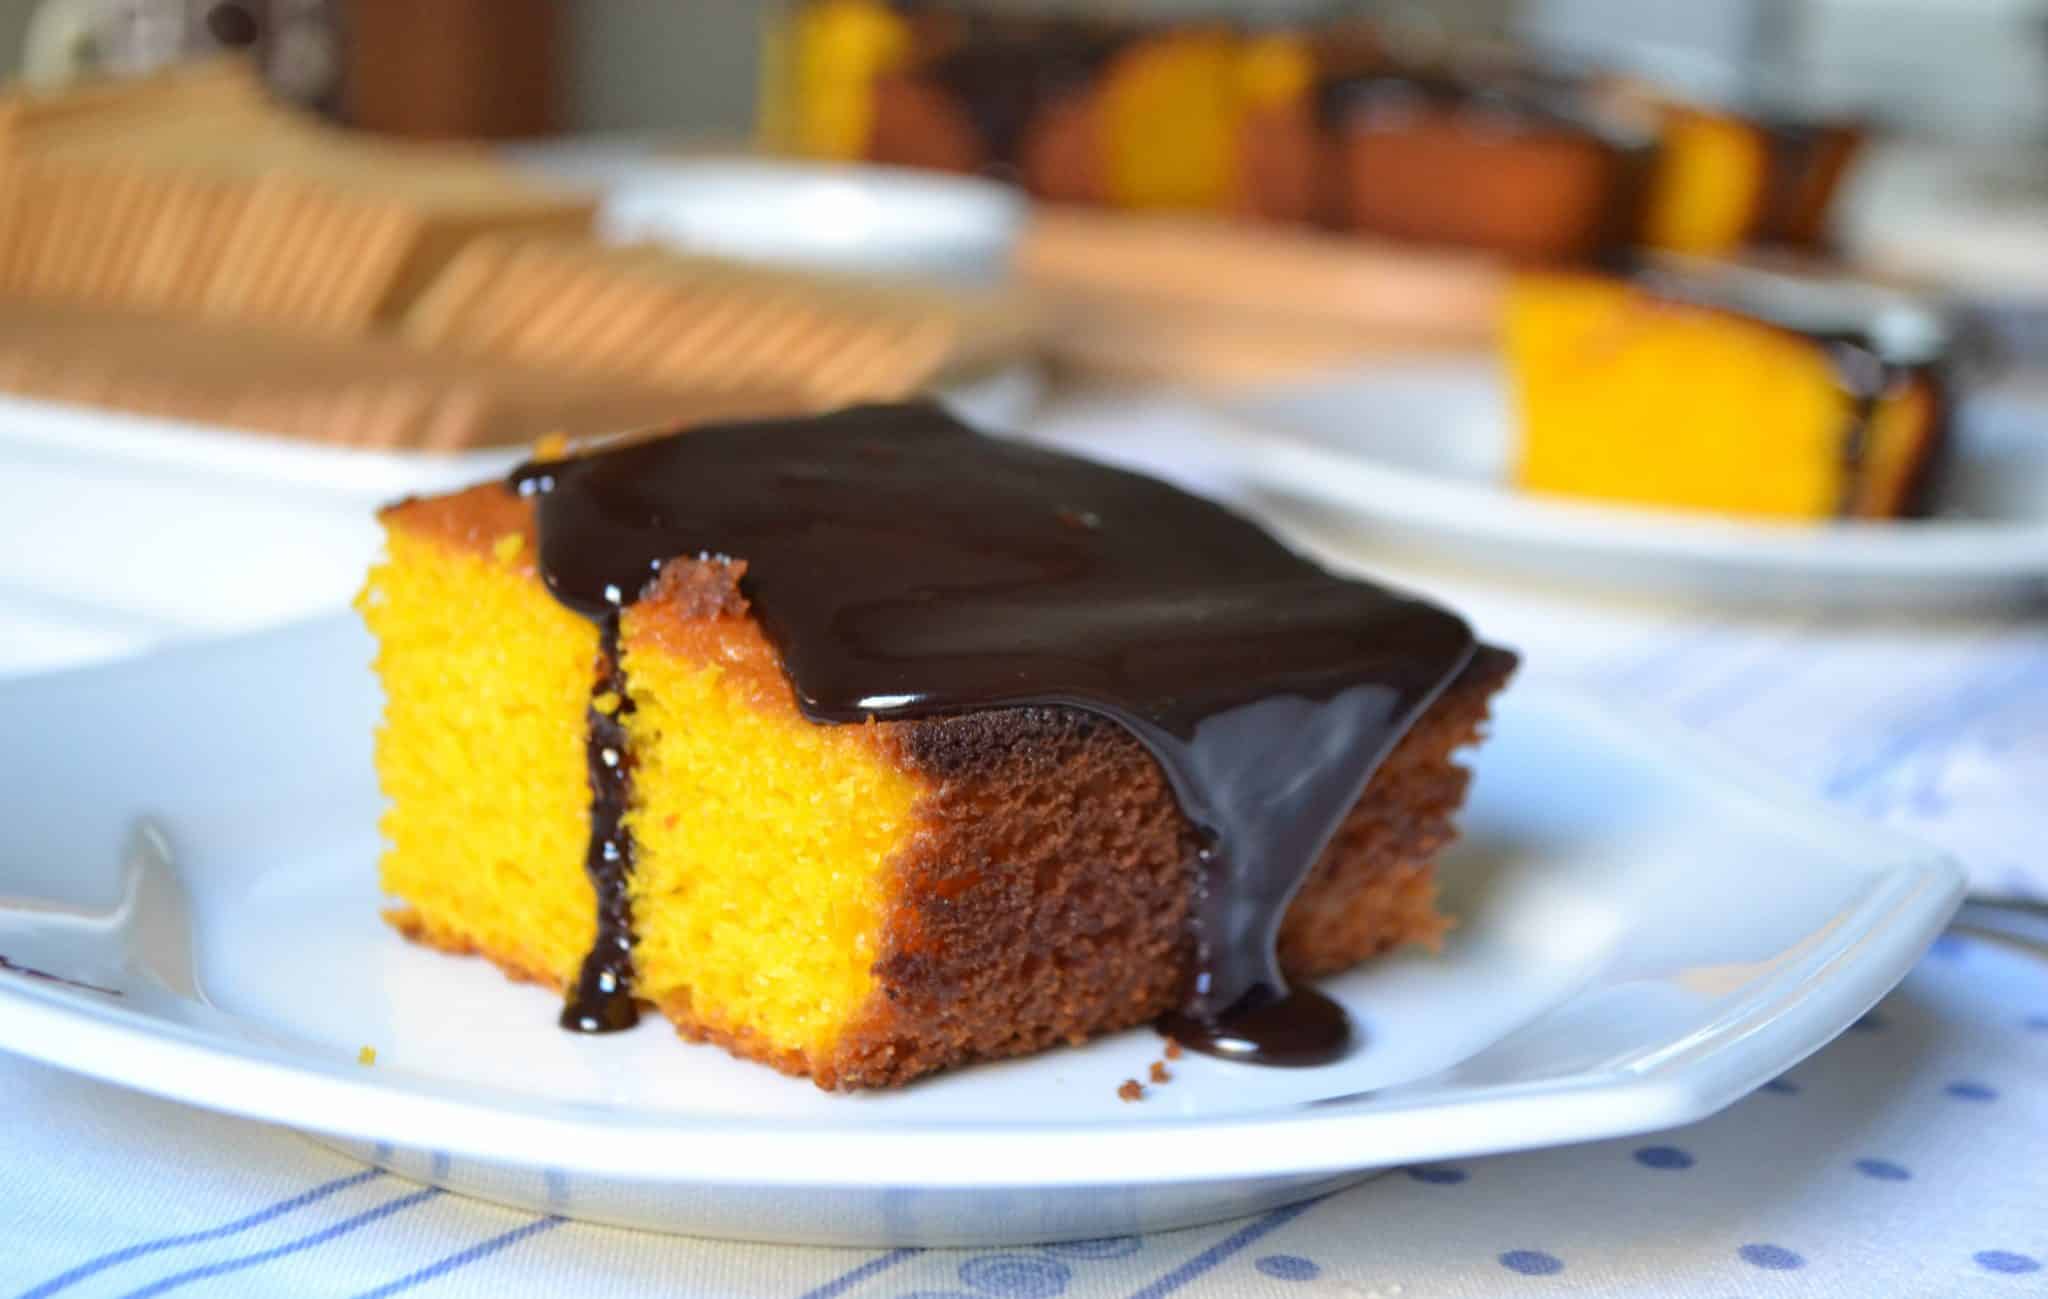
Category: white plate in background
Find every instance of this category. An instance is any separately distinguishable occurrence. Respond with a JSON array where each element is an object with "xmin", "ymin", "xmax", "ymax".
[
  {"xmin": 0, "ymin": 615, "xmax": 1962, "ymax": 1244},
  {"xmin": 0, "ymin": 368, "xmax": 1040, "ymax": 677},
  {"xmin": 1212, "ymin": 361, "xmax": 2048, "ymax": 610}
]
